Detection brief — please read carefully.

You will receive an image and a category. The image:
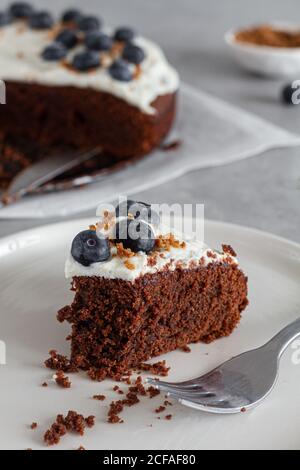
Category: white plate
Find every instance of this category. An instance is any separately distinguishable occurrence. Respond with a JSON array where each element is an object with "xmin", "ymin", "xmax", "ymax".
[
  {"xmin": 0, "ymin": 218, "xmax": 300, "ymax": 450},
  {"xmin": 225, "ymin": 22, "xmax": 300, "ymax": 77}
]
